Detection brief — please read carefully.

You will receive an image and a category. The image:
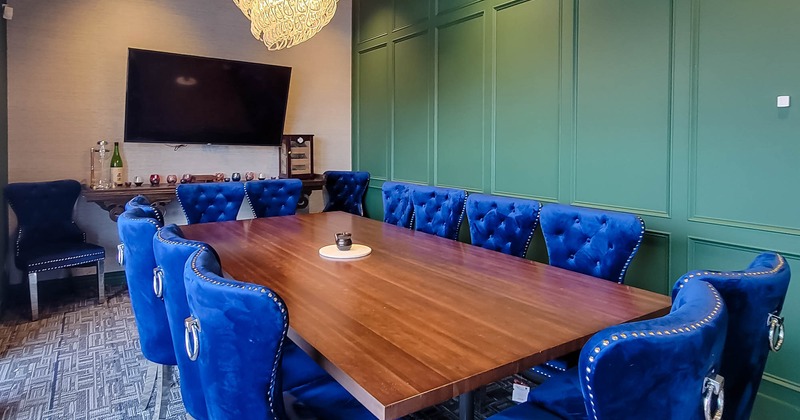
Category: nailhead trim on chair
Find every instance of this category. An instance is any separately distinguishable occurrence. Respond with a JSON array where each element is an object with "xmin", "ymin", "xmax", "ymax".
[
  {"xmin": 616, "ymin": 216, "xmax": 646, "ymax": 283},
  {"xmin": 188, "ymin": 248, "xmax": 287, "ymax": 420},
  {"xmin": 27, "ymin": 251, "xmax": 105, "ymax": 273},
  {"xmin": 521, "ymin": 202, "xmax": 542, "ymax": 259},
  {"xmin": 455, "ymin": 192, "xmax": 468, "ymax": 239},
  {"xmin": 244, "ymin": 182, "xmax": 258, "ymax": 216},
  {"xmin": 583, "ymin": 282, "xmax": 724, "ymax": 420},
  {"xmin": 175, "ymin": 186, "xmax": 191, "ymax": 223},
  {"xmin": 674, "ymin": 255, "xmax": 787, "ymax": 290}
]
